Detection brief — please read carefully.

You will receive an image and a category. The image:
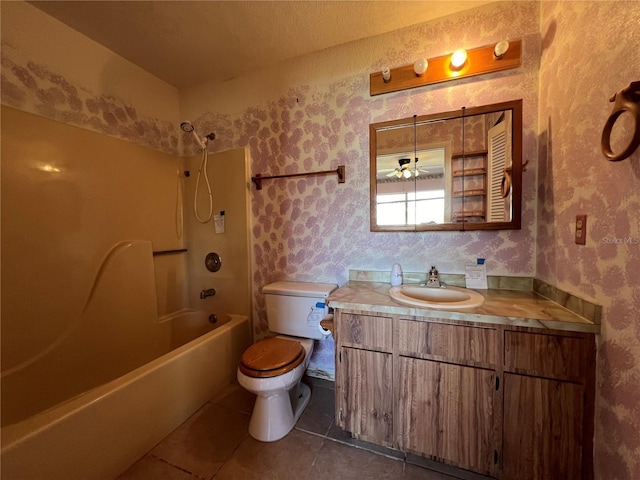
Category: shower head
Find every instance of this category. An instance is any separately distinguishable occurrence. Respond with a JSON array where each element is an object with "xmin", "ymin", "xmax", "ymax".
[
  {"xmin": 180, "ymin": 121, "xmax": 195, "ymax": 133},
  {"xmin": 180, "ymin": 121, "xmax": 207, "ymax": 150}
]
